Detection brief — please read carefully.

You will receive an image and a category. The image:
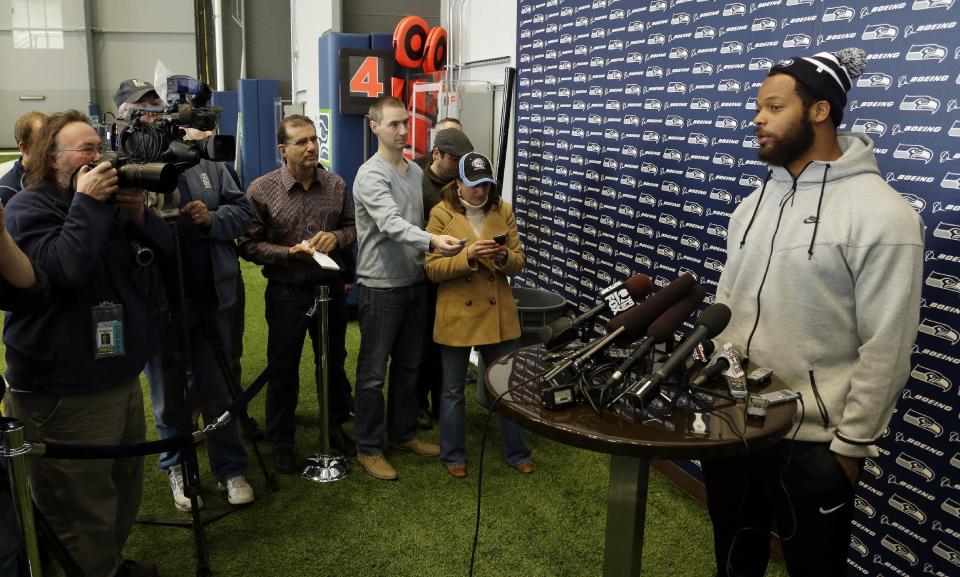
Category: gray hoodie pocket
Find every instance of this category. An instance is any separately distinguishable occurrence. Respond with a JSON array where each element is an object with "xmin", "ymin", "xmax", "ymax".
[{"xmin": 808, "ymin": 368, "xmax": 830, "ymax": 429}]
